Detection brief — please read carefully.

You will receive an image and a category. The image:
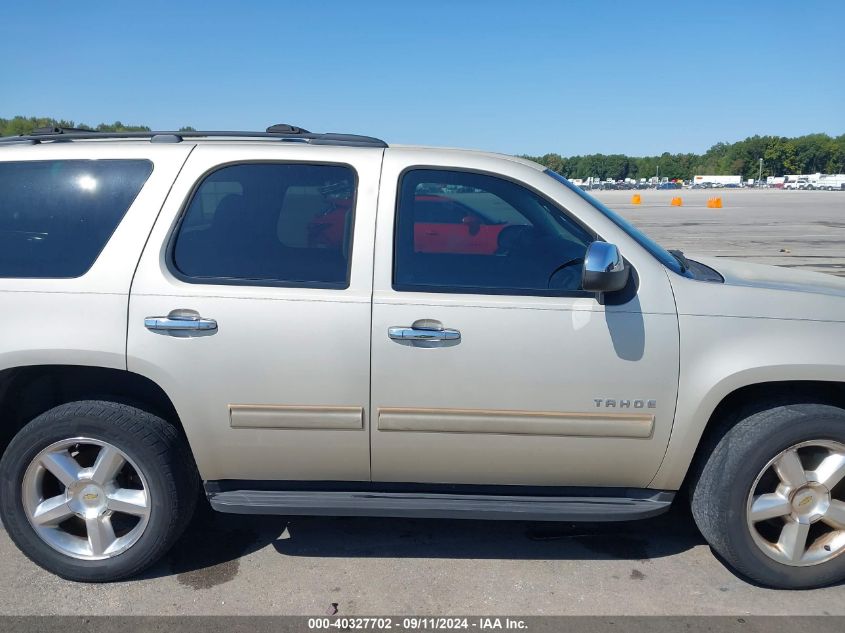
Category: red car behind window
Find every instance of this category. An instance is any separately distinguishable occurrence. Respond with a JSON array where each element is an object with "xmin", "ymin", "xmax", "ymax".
[{"xmin": 308, "ymin": 194, "xmax": 506, "ymax": 254}]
